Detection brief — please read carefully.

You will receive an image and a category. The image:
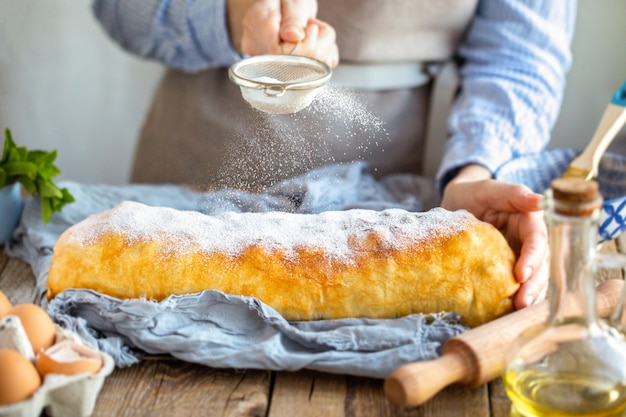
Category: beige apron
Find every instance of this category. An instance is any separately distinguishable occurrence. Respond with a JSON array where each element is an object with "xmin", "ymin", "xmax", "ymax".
[{"xmin": 131, "ymin": 0, "xmax": 478, "ymax": 190}]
